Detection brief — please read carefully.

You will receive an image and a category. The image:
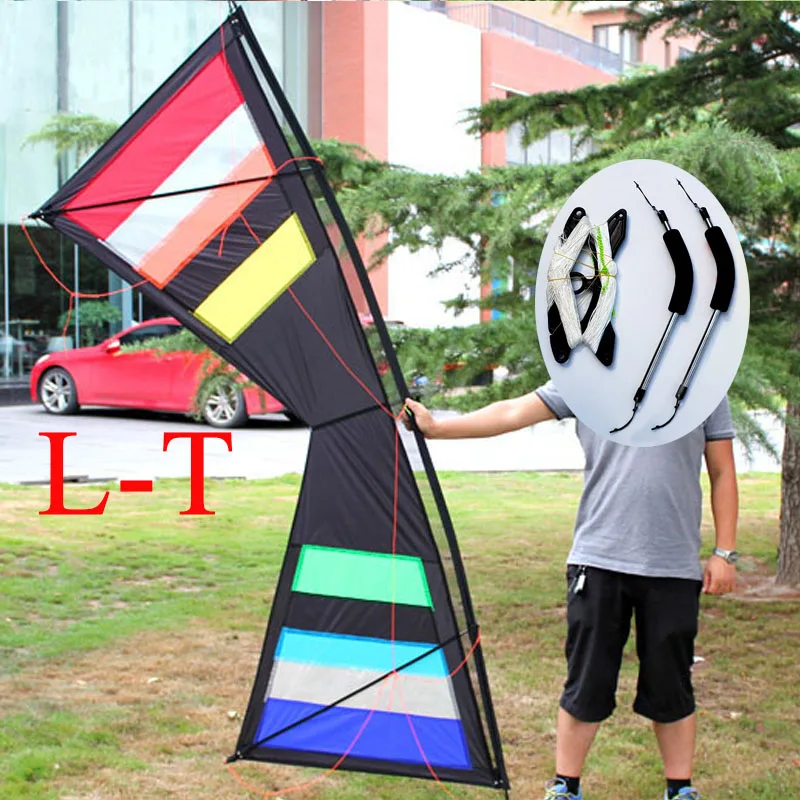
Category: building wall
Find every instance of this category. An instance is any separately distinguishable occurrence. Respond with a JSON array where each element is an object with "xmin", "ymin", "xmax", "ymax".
[
  {"xmin": 385, "ymin": 1, "xmax": 482, "ymax": 328},
  {"xmin": 491, "ymin": 1, "xmax": 696, "ymax": 68},
  {"xmin": 481, "ymin": 29, "xmax": 615, "ymax": 167},
  {"xmin": 0, "ymin": 0, "xmax": 291, "ymax": 225},
  {"xmin": 478, "ymin": 22, "xmax": 616, "ymax": 321},
  {"xmin": 0, "ymin": 1, "xmax": 59, "ymax": 224},
  {"xmin": 322, "ymin": 0, "xmax": 390, "ymax": 316},
  {"xmin": 319, "ymin": 1, "xmax": 653, "ymax": 328},
  {"xmin": 498, "ymin": 2, "xmax": 632, "ymax": 41}
]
